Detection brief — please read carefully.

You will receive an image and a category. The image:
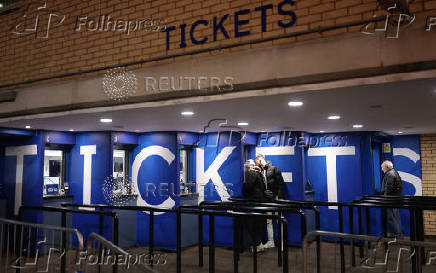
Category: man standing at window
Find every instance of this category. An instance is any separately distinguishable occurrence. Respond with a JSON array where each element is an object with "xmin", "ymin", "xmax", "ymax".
[{"xmin": 381, "ymin": 160, "xmax": 403, "ymax": 238}]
